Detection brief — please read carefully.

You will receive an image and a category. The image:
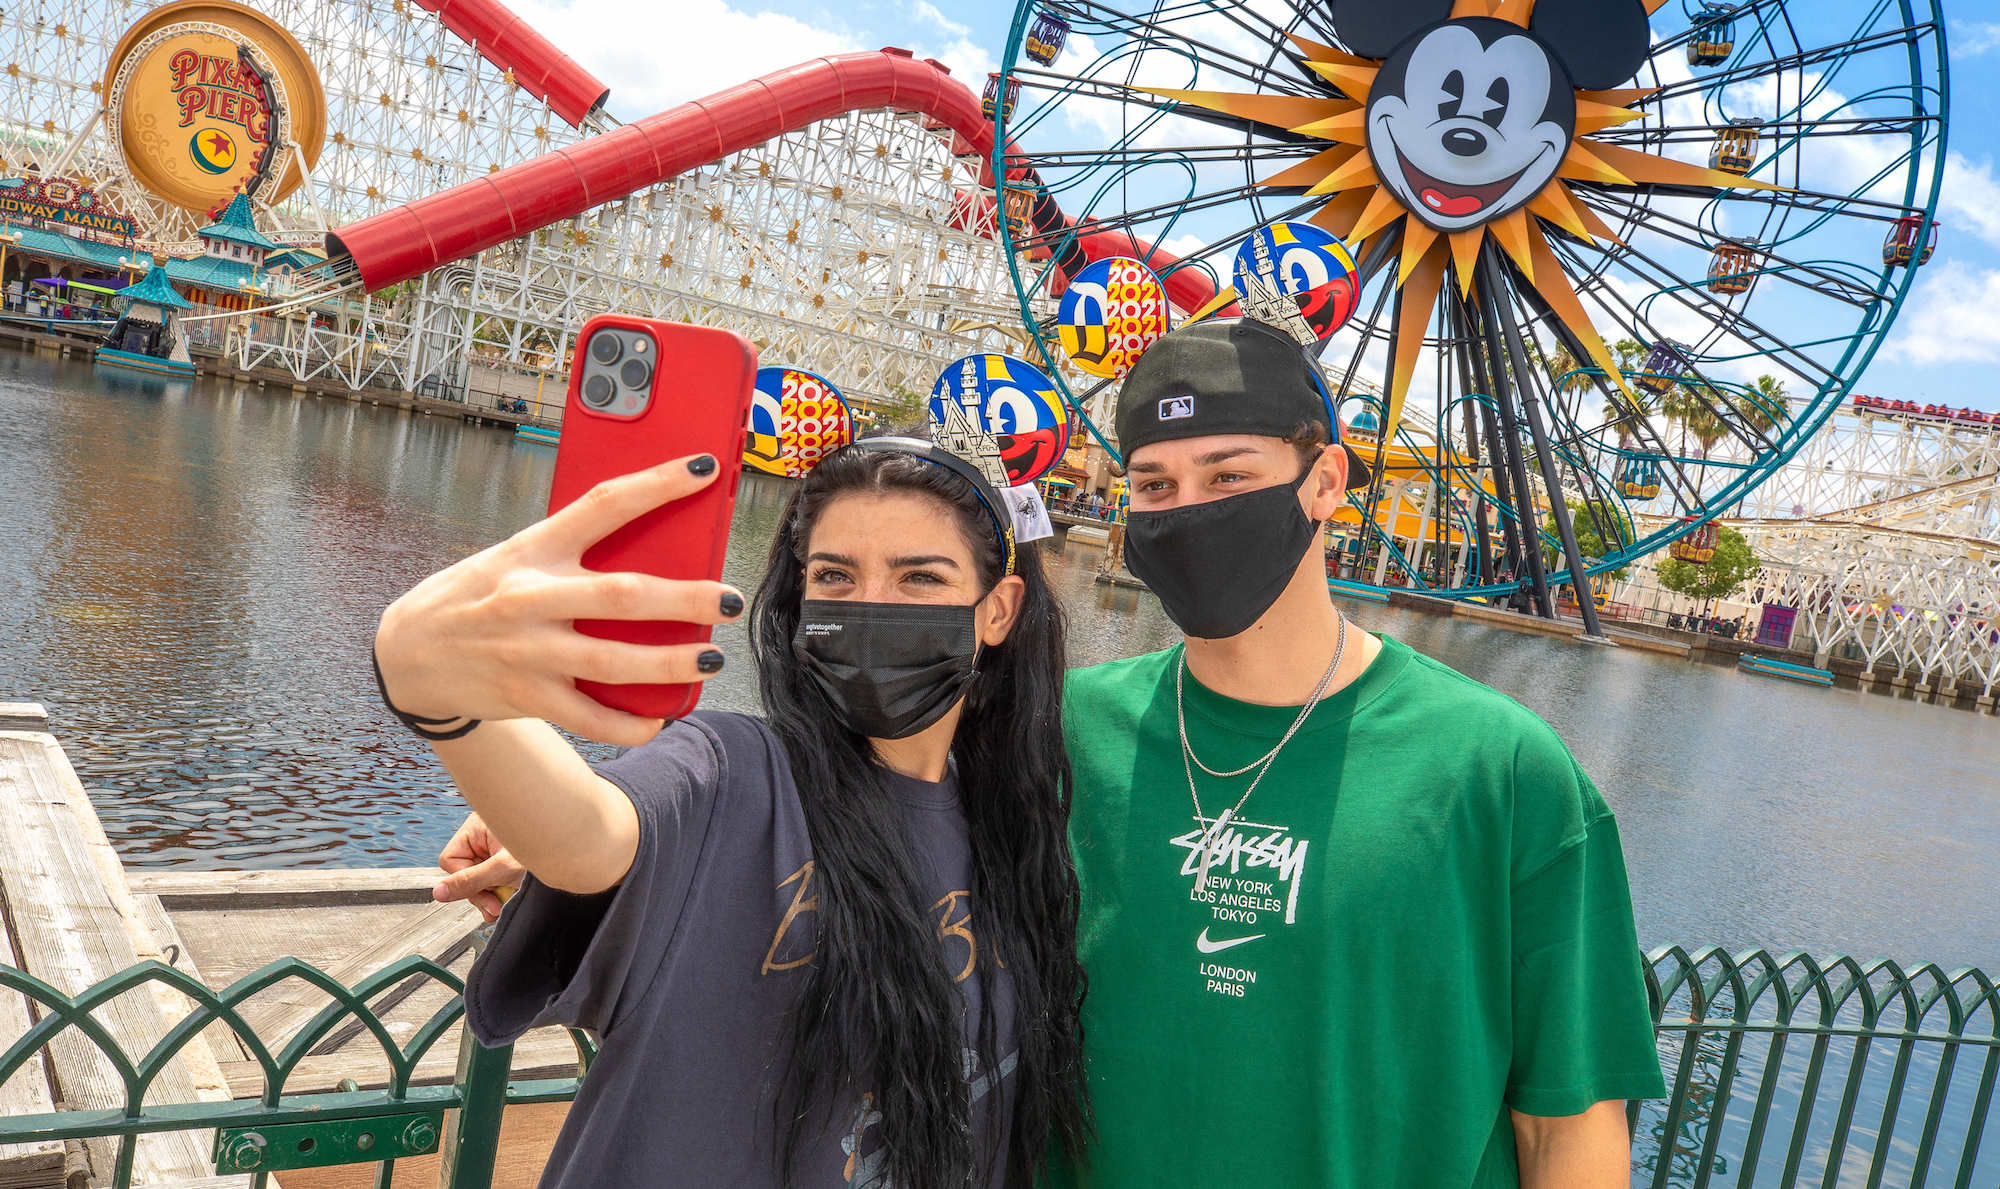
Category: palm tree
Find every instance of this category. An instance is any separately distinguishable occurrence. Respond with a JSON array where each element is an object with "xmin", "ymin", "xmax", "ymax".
[
  {"xmin": 1663, "ymin": 380, "xmax": 1730, "ymax": 457},
  {"xmin": 1544, "ymin": 341, "xmax": 1595, "ymax": 395},
  {"xmin": 1737, "ymin": 374, "xmax": 1789, "ymax": 435}
]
